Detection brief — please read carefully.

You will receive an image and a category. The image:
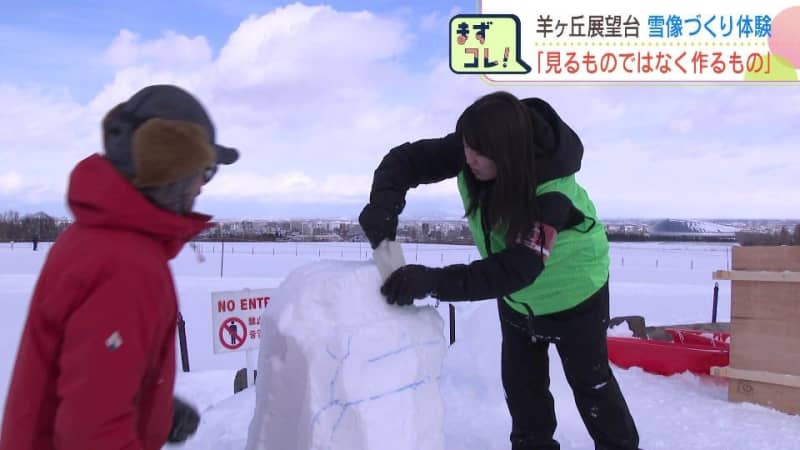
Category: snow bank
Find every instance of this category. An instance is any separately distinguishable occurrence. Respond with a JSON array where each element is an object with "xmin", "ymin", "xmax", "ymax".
[{"xmin": 245, "ymin": 260, "xmax": 447, "ymax": 450}]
